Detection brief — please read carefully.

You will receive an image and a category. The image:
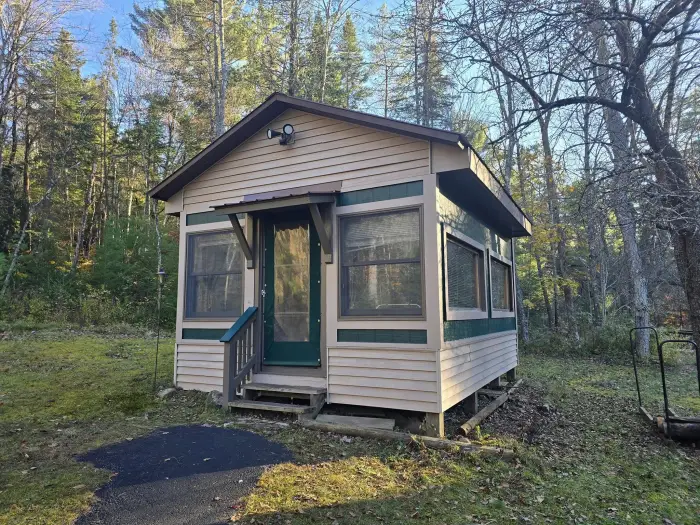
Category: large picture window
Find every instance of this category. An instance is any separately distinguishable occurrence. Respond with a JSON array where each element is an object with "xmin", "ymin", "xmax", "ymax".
[
  {"xmin": 186, "ymin": 231, "xmax": 244, "ymax": 318},
  {"xmin": 340, "ymin": 208, "xmax": 423, "ymax": 317},
  {"xmin": 443, "ymin": 227, "xmax": 487, "ymax": 320},
  {"xmin": 490, "ymin": 254, "xmax": 514, "ymax": 317}
]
